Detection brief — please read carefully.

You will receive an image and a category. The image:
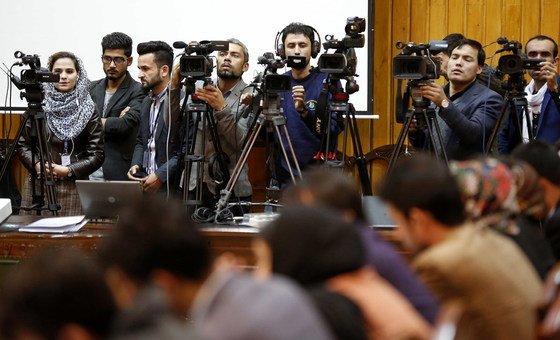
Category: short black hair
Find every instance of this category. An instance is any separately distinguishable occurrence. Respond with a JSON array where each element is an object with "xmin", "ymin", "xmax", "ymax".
[
  {"xmin": 443, "ymin": 33, "xmax": 466, "ymax": 56},
  {"xmin": 526, "ymin": 35, "xmax": 559, "ymax": 58},
  {"xmin": 378, "ymin": 153, "xmax": 466, "ymax": 226},
  {"xmin": 512, "ymin": 140, "xmax": 560, "ymax": 186},
  {"xmin": 261, "ymin": 206, "xmax": 364, "ymax": 286},
  {"xmin": 99, "ymin": 195, "xmax": 212, "ymax": 283},
  {"xmin": 101, "ymin": 32, "xmax": 133, "ymax": 57},
  {"xmin": 283, "ymin": 168, "xmax": 365, "ymax": 221},
  {"xmin": 0, "ymin": 248, "xmax": 116, "ymax": 339},
  {"xmin": 454, "ymin": 38, "xmax": 486, "ymax": 66},
  {"xmin": 48, "ymin": 51, "xmax": 80, "ymax": 73},
  {"xmin": 137, "ymin": 40, "xmax": 173, "ymax": 70},
  {"xmin": 281, "ymin": 22, "xmax": 315, "ymax": 46}
]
